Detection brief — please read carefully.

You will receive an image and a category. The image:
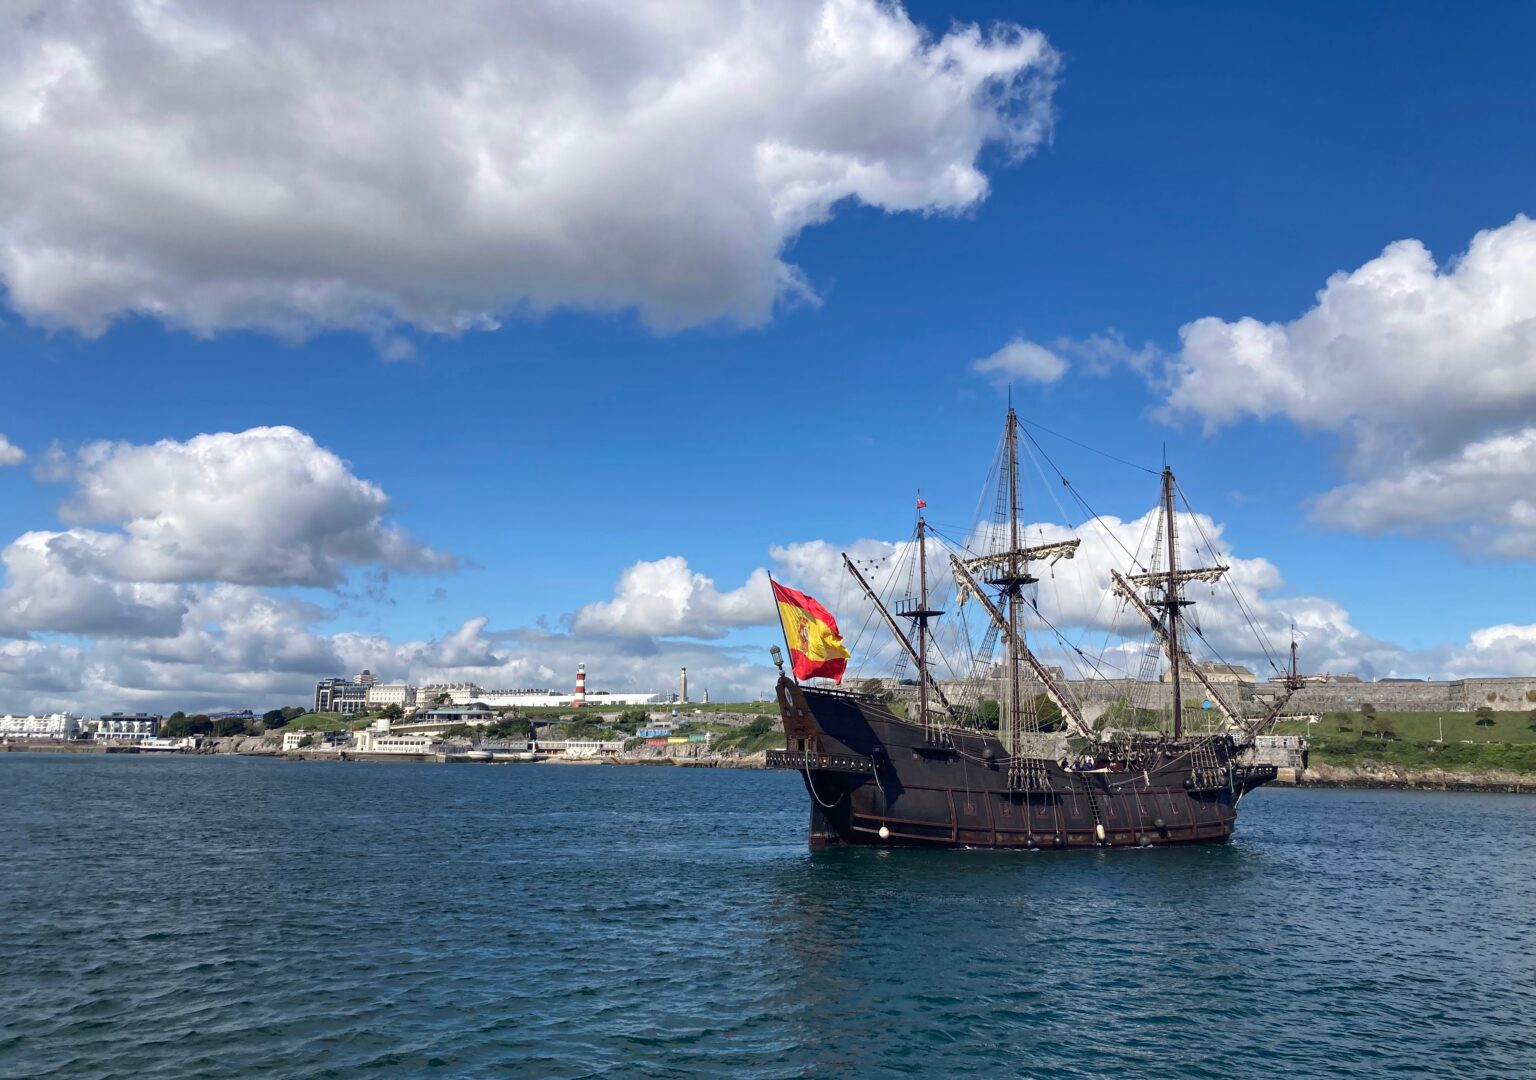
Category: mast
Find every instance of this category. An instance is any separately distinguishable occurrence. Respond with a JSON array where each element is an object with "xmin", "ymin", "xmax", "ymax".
[
  {"xmin": 951, "ymin": 554, "xmax": 1093, "ymax": 740},
  {"xmin": 846, "ymin": 553, "xmax": 957, "ymax": 726},
  {"xmin": 1162, "ymin": 467, "xmax": 1184, "ymax": 738},
  {"xmin": 956, "ymin": 407, "xmax": 1080, "ymax": 753},
  {"xmin": 896, "ymin": 501, "xmax": 945, "ymax": 736},
  {"xmin": 1006, "ymin": 411, "xmax": 1024, "ymax": 755},
  {"xmin": 917, "ymin": 509, "xmax": 930, "ymax": 731}
]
